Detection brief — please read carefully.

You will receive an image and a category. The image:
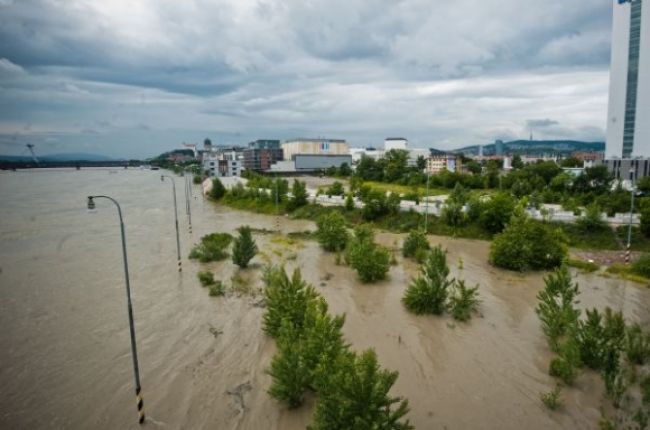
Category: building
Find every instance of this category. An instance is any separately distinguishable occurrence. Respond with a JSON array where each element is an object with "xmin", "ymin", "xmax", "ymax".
[
  {"xmin": 203, "ymin": 150, "xmax": 243, "ymax": 177},
  {"xmin": 294, "ymin": 154, "xmax": 353, "ymax": 171},
  {"xmin": 243, "ymin": 139, "xmax": 283, "ymax": 171},
  {"xmin": 350, "ymin": 147, "xmax": 383, "ymax": 163},
  {"xmin": 426, "ymin": 154, "xmax": 462, "ymax": 174},
  {"xmin": 384, "ymin": 137, "xmax": 408, "ymax": 151},
  {"xmin": 282, "ymin": 138, "xmax": 349, "ymax": 160},
  {"xmin": 604, "ymin": 0, "xmax": 650, "ymax": 178},
  {"xmin": 495, "ymin": 140, "xmax": 504, "ymax": 156}
]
